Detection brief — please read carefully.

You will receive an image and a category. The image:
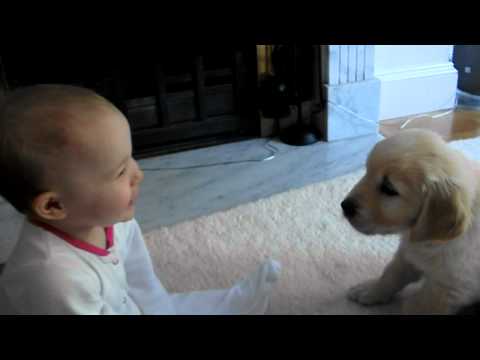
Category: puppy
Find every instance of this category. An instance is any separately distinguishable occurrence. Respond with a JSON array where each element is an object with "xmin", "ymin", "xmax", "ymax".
[{"xmin": 342, "ymin": 129, "xmax": 480, "ymax": 314}]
